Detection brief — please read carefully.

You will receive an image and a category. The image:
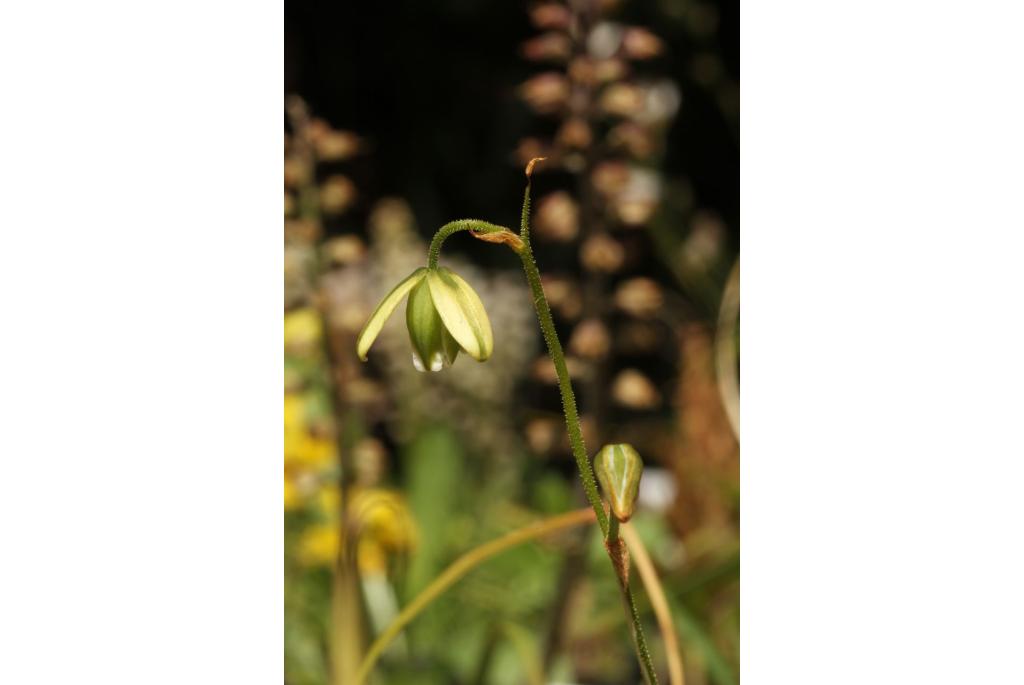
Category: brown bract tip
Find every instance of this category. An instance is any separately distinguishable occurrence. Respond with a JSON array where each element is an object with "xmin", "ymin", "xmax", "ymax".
[
  {"xmin": 471, "ymin": 229, "xmax": 525, "ymax": 253},
  {"xmin": 525, "ymin": 157, "xmax": 547, "ymax": 178}
]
